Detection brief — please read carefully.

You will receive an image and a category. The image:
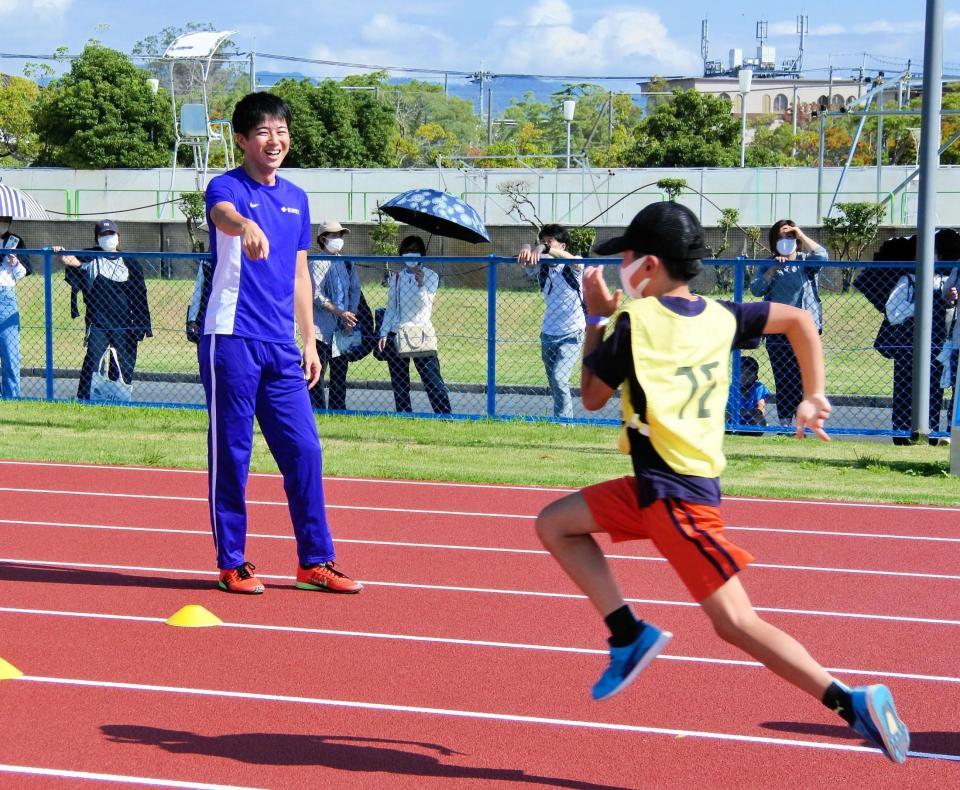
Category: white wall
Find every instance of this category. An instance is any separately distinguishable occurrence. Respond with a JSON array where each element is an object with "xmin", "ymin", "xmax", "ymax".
[{"xmin": 0, "ymin": 164, "xmax": 950, "ymax": 227}]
